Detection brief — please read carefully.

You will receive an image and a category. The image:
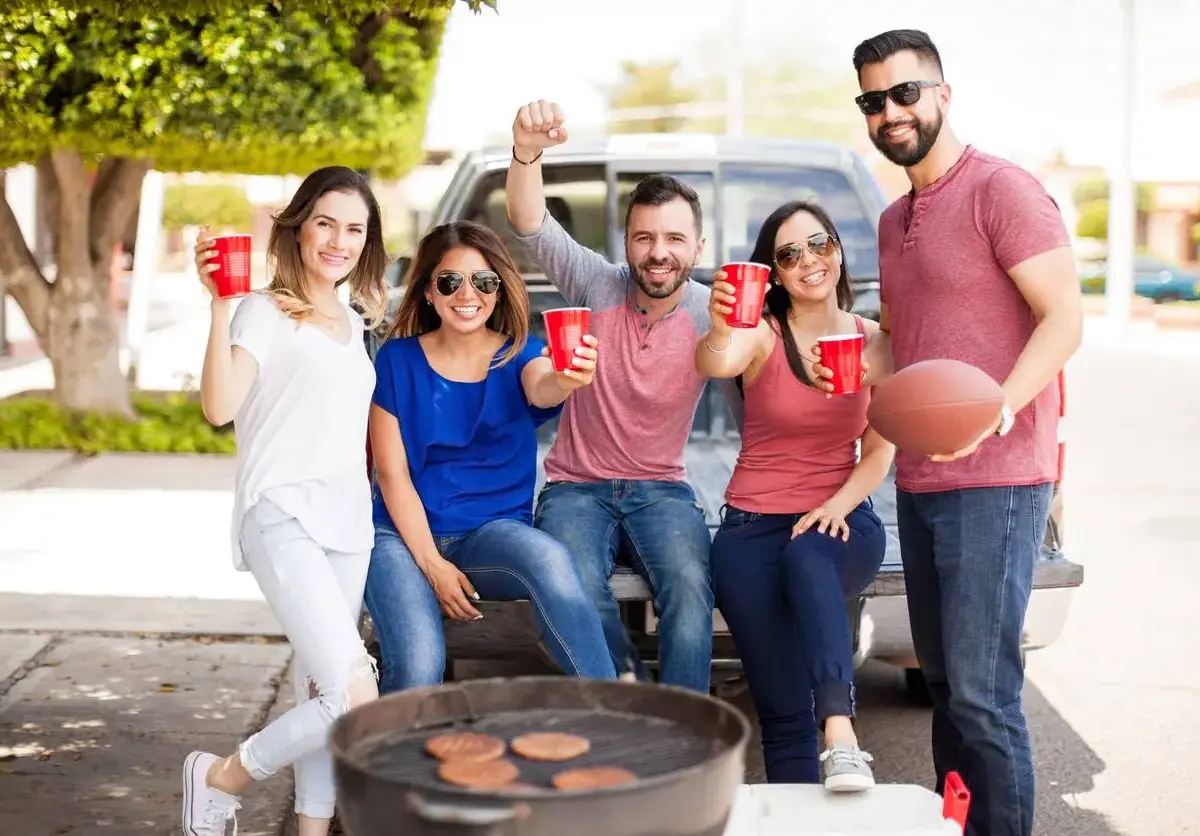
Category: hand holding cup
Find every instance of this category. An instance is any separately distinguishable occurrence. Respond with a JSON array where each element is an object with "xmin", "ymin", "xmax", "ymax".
[
  {"xmin": 555, "ymin": 334, "xmax": 599, "ymax": 392},
  {"xmin": 708, "ymin": 270, "xmax": 736, "ymax": 336},
  {"xmin": 195, "ymin": 227, "xmax": 252, "ymax": 303},
  {"xmin": 810, "ymin": 340, "xmax": 871, "ymax": 398},
  {"xmin": 194, "ymin": 226, "xmax": 221, "ymax": 302}
]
